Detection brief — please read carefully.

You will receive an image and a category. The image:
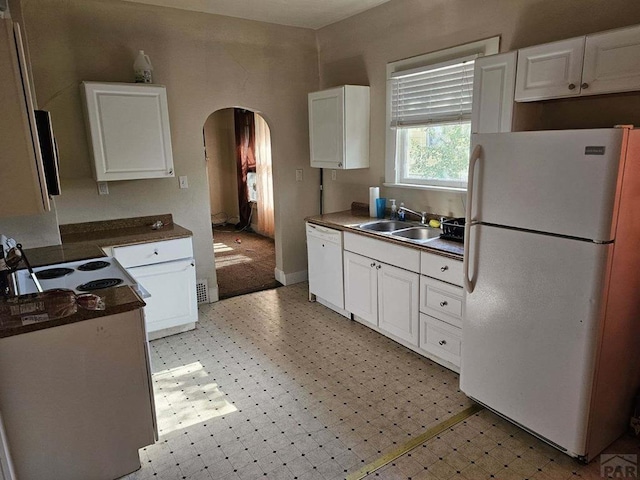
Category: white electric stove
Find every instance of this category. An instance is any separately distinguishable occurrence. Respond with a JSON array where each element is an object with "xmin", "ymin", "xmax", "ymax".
[{"xmin": 15, "ymin": 257, "xmax": 138, "ymax": 295}]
